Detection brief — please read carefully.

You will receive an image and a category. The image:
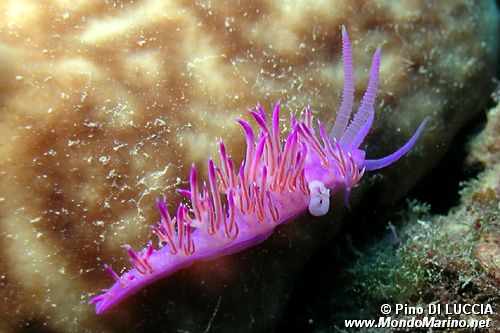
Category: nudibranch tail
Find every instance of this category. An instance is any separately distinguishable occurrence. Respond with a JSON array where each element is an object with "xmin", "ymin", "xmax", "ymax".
[{"xmin": 90, "ymin": 27, "xmax": 428, "ymax": 315}]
